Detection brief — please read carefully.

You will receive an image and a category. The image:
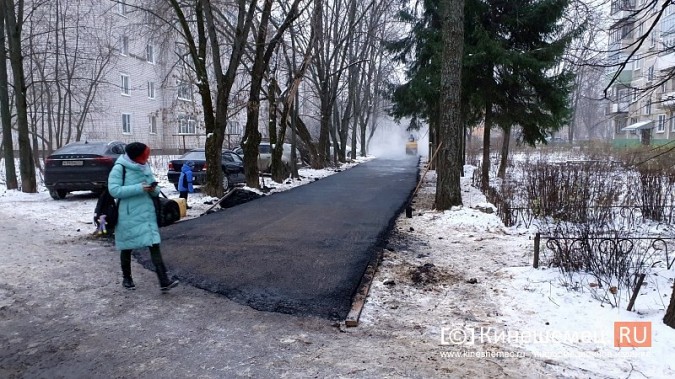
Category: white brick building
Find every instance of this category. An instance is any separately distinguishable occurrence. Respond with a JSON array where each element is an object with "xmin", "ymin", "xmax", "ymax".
[
  {"xmin": 606, "ymin": 0, "xmax": 675, "ymax": 147},
  {"xmin": 10, "ymin": 0, "xmax": 246, "ymax": 155}
]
